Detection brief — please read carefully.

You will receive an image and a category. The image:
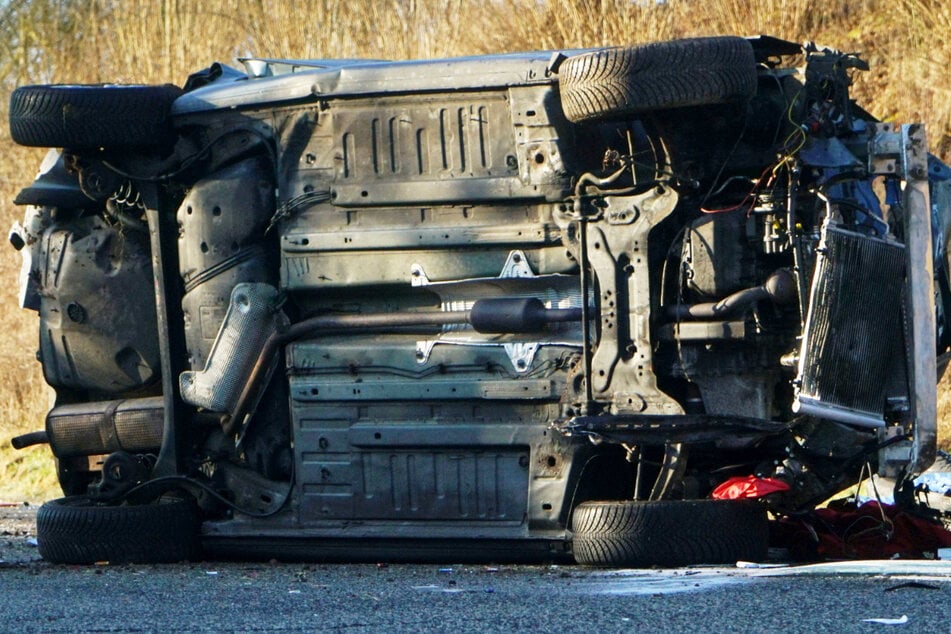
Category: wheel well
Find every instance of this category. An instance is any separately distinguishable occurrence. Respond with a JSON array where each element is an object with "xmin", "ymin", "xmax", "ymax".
[{"xmin": 567, "ymin": 446, "xmax": 636, "ymax": 511}]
